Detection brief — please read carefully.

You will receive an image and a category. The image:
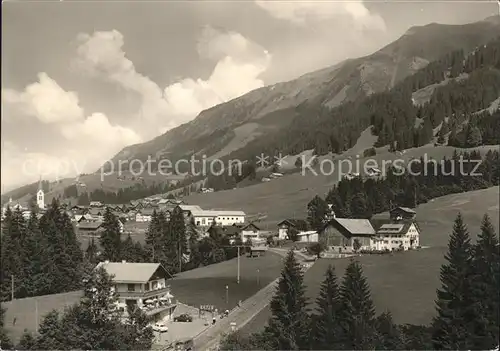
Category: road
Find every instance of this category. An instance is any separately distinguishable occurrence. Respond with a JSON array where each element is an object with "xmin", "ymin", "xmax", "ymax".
[{"xmin": 193, "ymin": 248, "xmax": 314, "ymax": 351}]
